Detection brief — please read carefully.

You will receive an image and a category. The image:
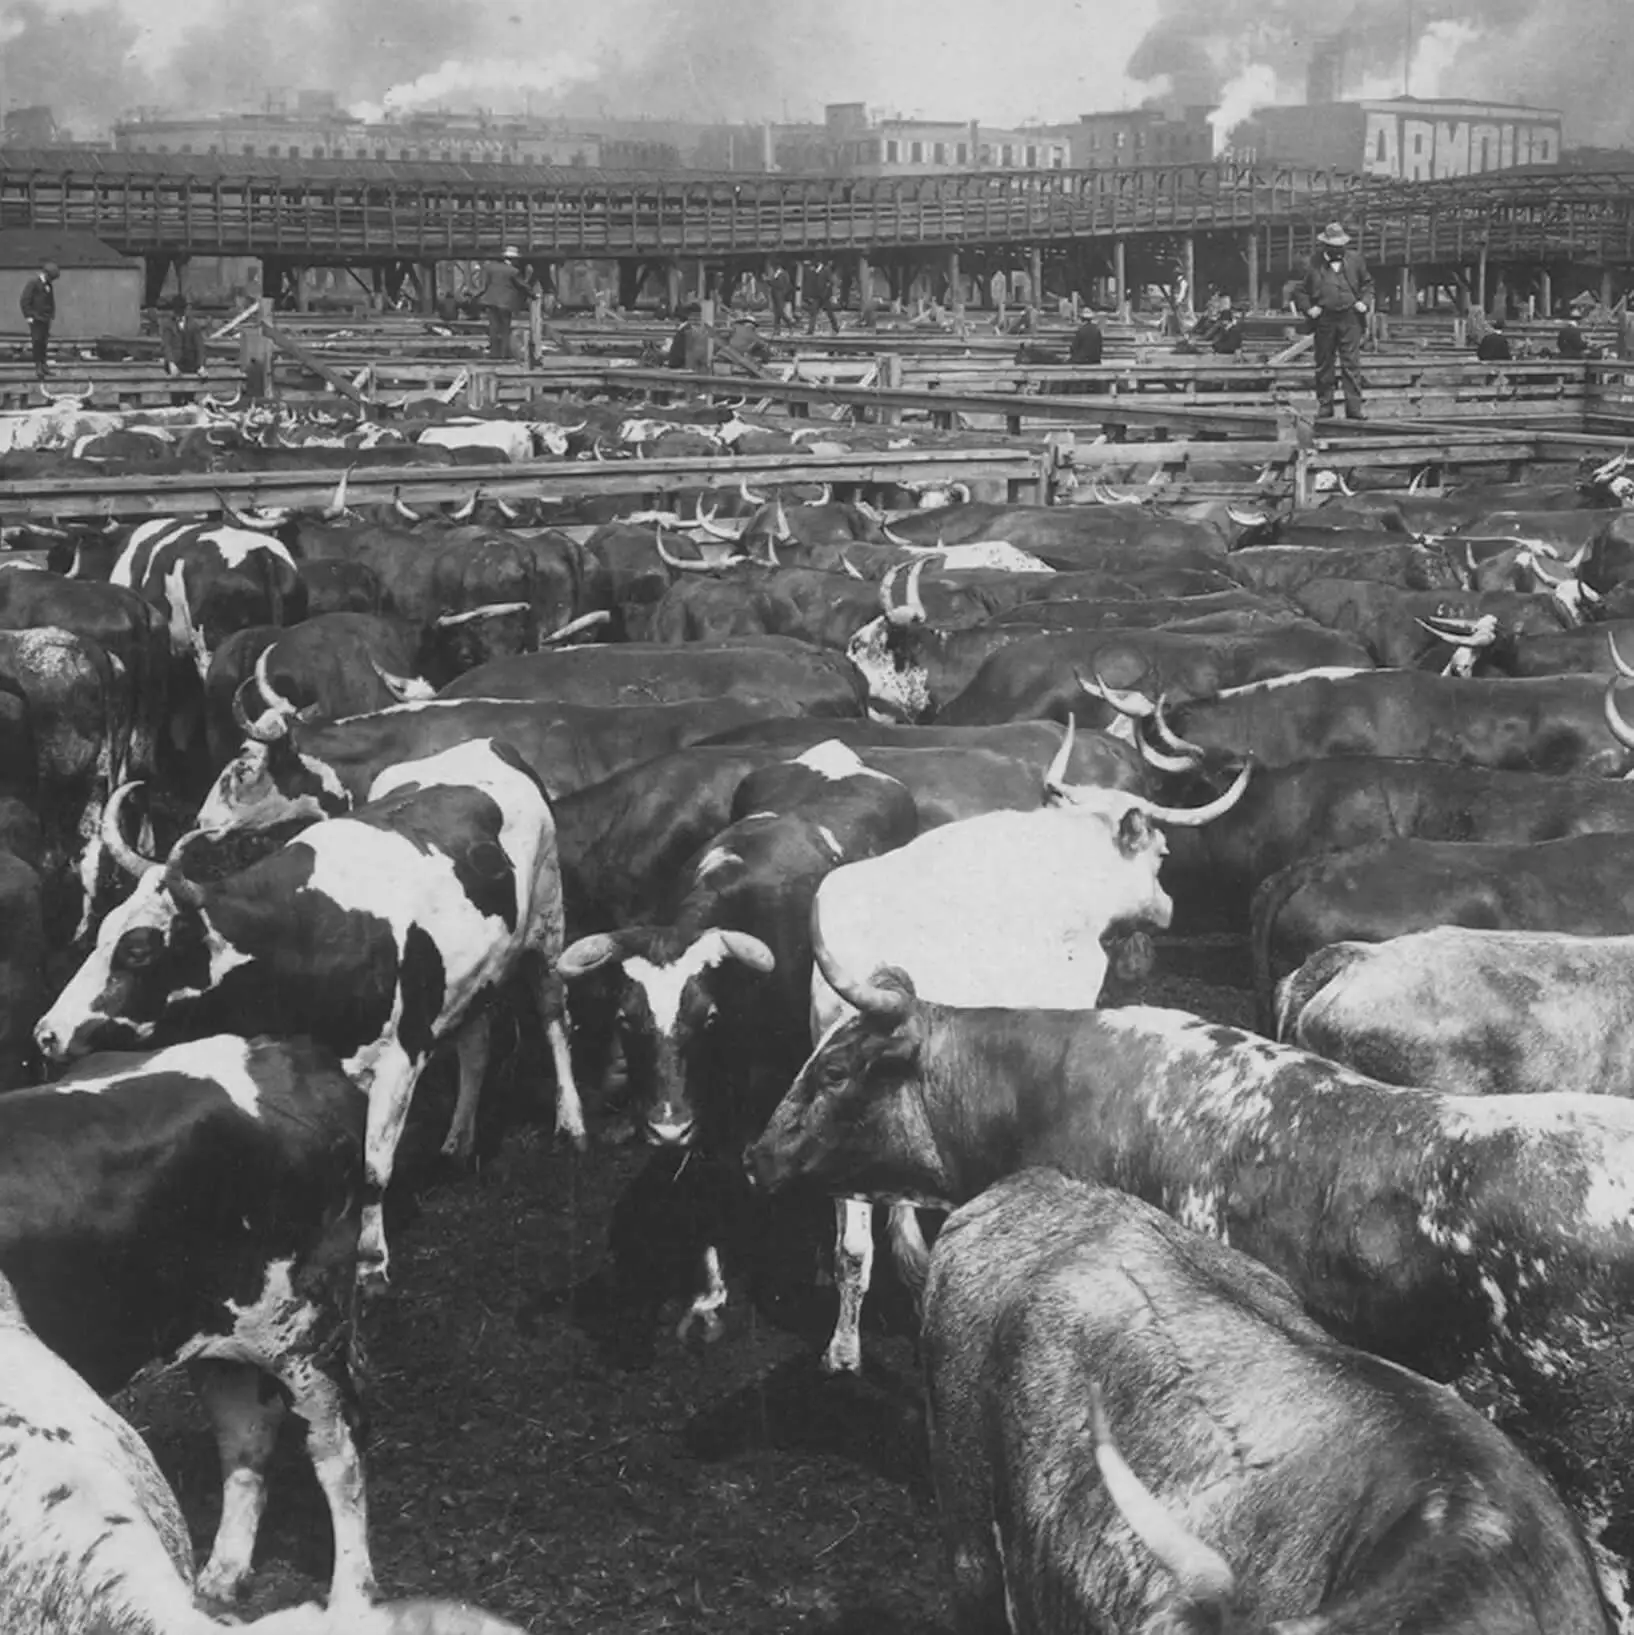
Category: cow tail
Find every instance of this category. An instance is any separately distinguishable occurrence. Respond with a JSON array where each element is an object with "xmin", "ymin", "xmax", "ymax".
[
  {"xmin": 1248, "ymin": 853, "xmax": 1328, "ymax": 1037},
  {"xmin": 1273, "ymin": 942, "xmax": 1359, "ymax": 1045}
]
